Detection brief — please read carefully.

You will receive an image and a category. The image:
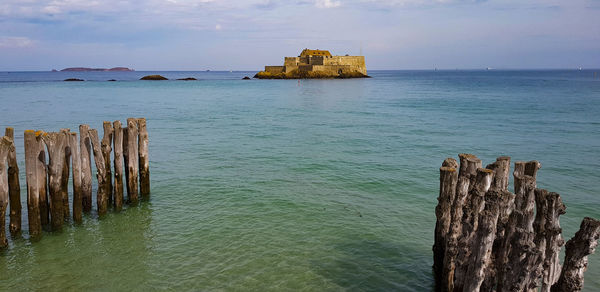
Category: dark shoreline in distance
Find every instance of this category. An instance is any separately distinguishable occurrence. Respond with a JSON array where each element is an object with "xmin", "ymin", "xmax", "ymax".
[{"xmin": 56, "ymin": 67, "xmax": 134, "ymax": 72}]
